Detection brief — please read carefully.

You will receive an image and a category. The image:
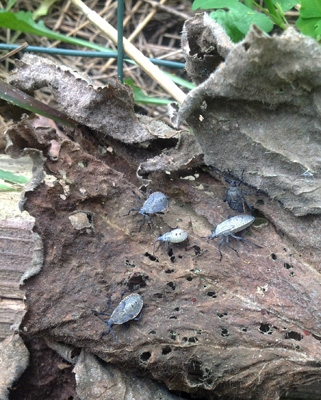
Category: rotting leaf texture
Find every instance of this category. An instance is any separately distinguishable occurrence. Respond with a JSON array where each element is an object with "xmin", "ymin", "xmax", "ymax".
[
  {"xmin": 8, "ymin": 54, "xmax": 159, "ymax": 144},
  {"xmin": 172, "ymin": 14, "xmax": 321, "ymax": 216},
  {"xmin": 6, "ymin": 116, "xmax": 321, "ymax": 400}
]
